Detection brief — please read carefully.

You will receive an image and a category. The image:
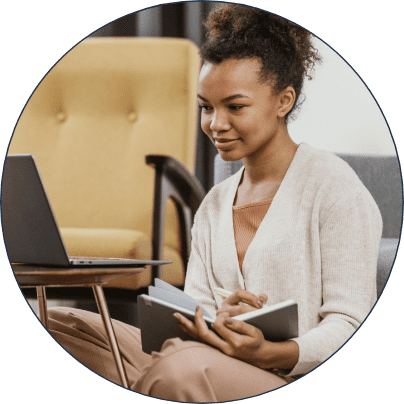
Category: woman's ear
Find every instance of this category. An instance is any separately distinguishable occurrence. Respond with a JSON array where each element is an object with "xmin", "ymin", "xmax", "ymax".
[{"xmin": 277, "ymin": 86, "xmax": 296, "ymax": 118}]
